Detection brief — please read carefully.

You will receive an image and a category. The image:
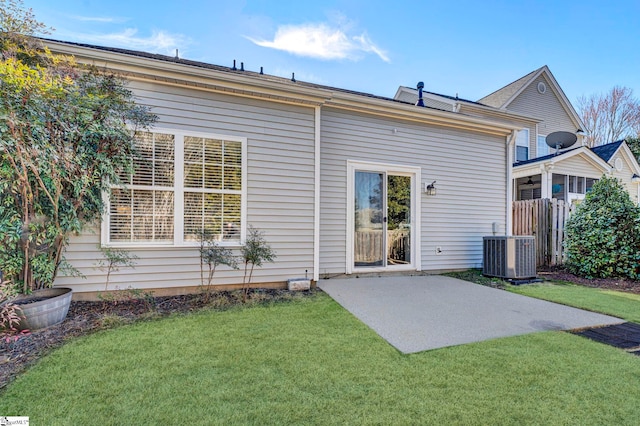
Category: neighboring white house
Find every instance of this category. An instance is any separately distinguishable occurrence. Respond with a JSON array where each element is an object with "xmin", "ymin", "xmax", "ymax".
[
  {"xmin": 396, "ymin": 65, "xmax": 640, "ymax": 205},
  {"xmin": 48, "ymin": 40, "xmax": 522, "ymax": 297}
]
